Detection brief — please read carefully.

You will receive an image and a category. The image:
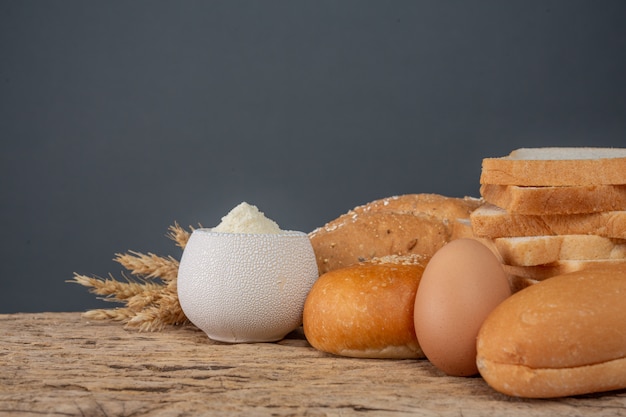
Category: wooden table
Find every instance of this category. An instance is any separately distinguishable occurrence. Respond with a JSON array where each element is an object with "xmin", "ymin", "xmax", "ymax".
[{"xmin": 1, "ymin": 312, "xmax": 625, "ymax": 416}]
